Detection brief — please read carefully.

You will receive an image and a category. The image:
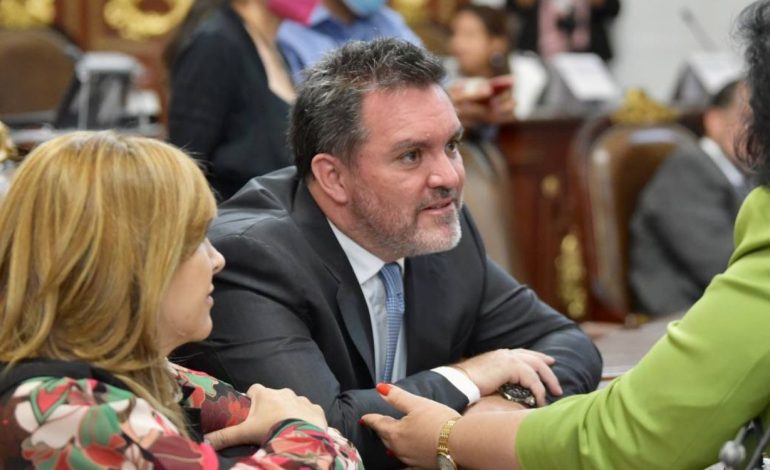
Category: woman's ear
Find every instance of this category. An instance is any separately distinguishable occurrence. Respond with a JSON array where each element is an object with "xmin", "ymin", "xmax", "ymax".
[{"xmin": 310, "ymin": 153, "xmax": 350, "ymax": 204}]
